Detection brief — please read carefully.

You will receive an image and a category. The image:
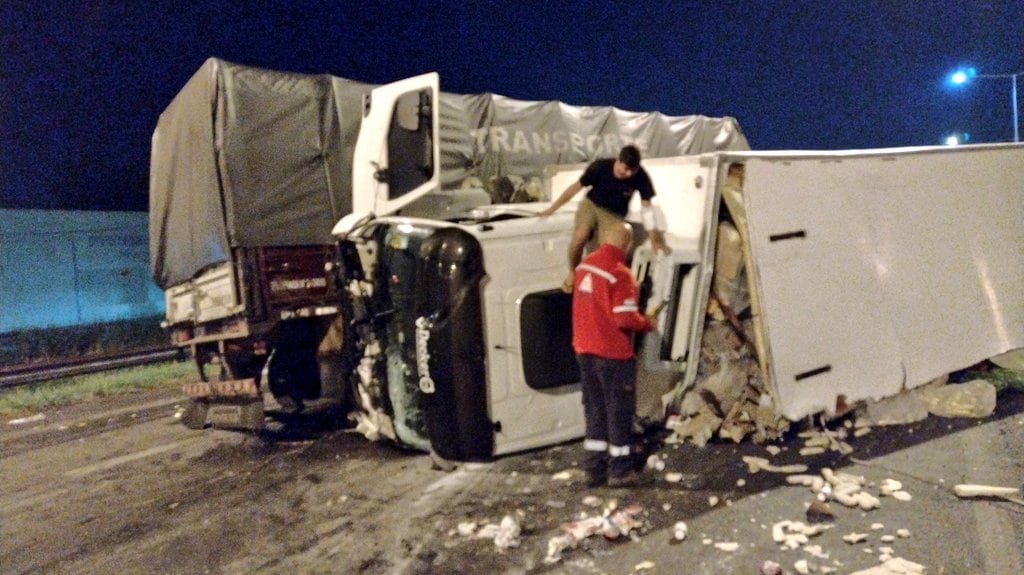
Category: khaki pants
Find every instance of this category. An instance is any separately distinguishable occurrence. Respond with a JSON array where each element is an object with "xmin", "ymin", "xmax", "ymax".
[{"xmin": 575, "ymin": 198, "xmax": 625, "ymax": 245}]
